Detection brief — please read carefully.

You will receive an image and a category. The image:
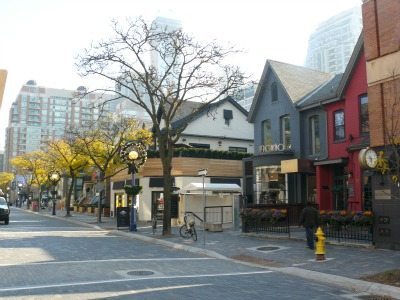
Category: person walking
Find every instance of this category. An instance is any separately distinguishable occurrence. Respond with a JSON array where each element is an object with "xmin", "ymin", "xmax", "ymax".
[{"xmin": 299, "ymin": 201, "xmax": 320, "ymax": 250}]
